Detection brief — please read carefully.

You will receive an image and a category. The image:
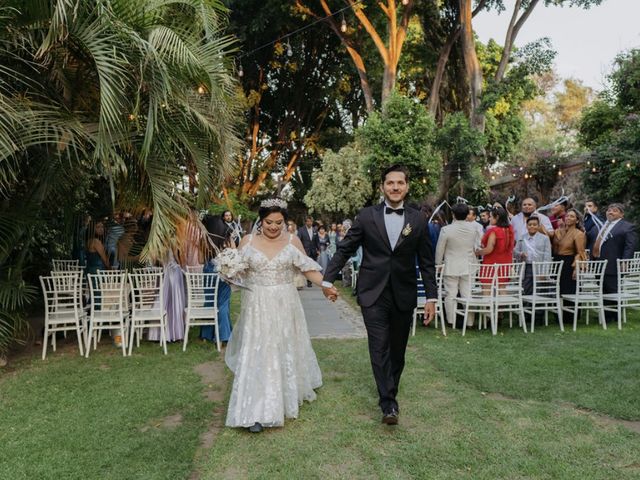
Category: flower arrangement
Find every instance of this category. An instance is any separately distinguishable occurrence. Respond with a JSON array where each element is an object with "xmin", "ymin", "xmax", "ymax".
[{"xmin": 215, "ymin": 248, "xmax": 248, "ymax": 281}]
